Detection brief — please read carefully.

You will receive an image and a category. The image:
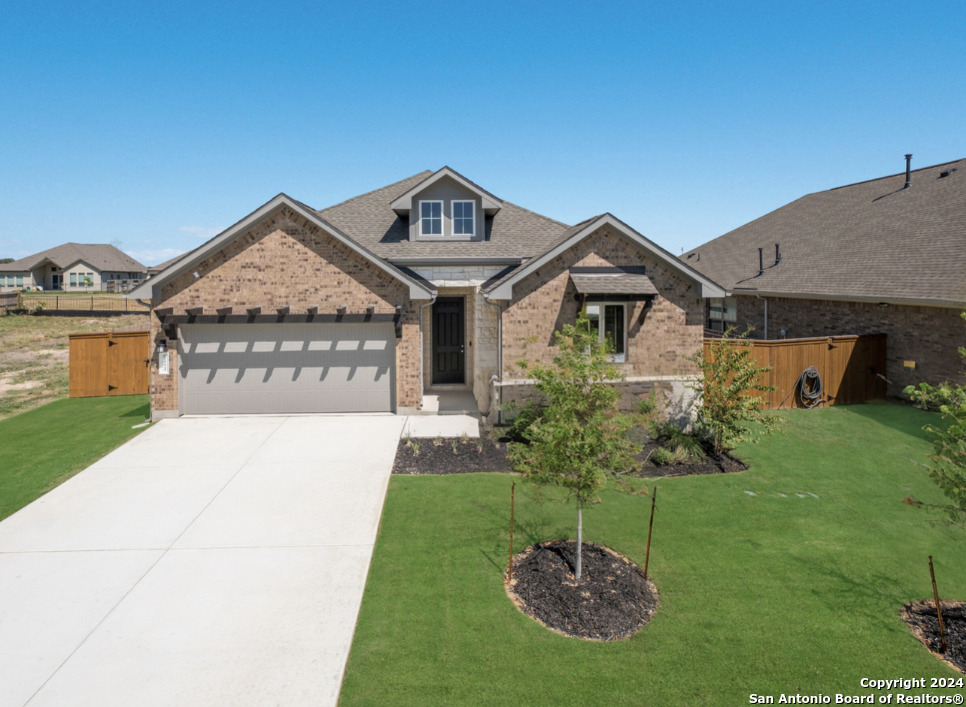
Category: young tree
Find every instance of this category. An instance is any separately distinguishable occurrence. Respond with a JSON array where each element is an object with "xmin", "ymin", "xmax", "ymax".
[
  {"xmin": 904, "ymin": 313, "xmax": 966, "ymax": 528},
  {"xmin": 689, "ymin": 328, "xmax": 781, "ymax": 456},
  {"xmin": 508, "ymin": 316, "xmax": 641, "ymax": 580}
]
